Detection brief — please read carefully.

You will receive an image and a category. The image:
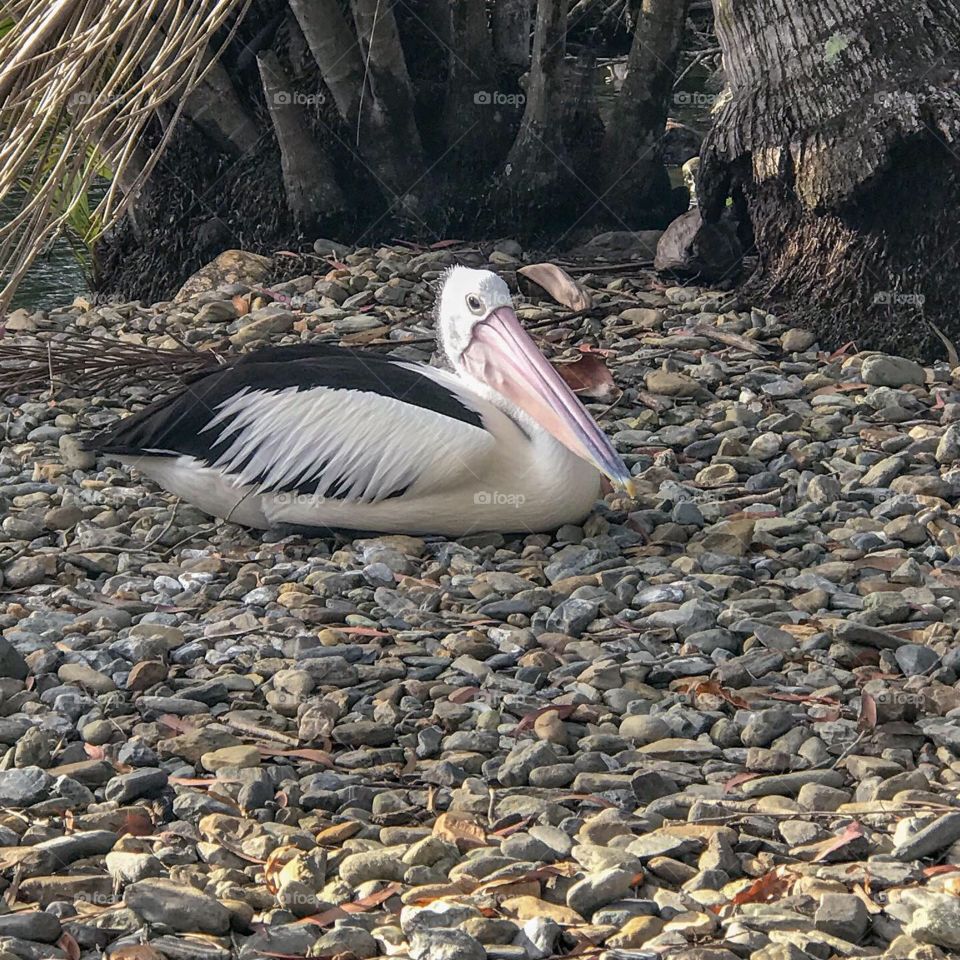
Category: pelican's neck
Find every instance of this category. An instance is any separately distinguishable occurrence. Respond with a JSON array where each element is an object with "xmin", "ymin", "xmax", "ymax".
[{"xmin": 452, "ymin": 364, "xmax": 541, "ymax": 436}]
